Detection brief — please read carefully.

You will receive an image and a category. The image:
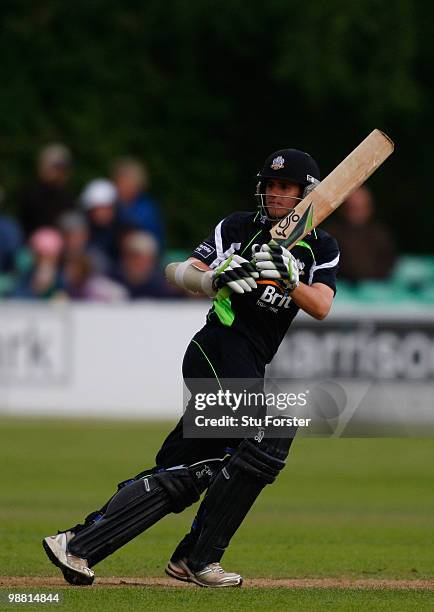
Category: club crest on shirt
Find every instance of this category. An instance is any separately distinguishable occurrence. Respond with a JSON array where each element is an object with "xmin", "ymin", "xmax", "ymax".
[{"xmin": 270, "ymin": 156, "xmax": 285, "ymax": 170}]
